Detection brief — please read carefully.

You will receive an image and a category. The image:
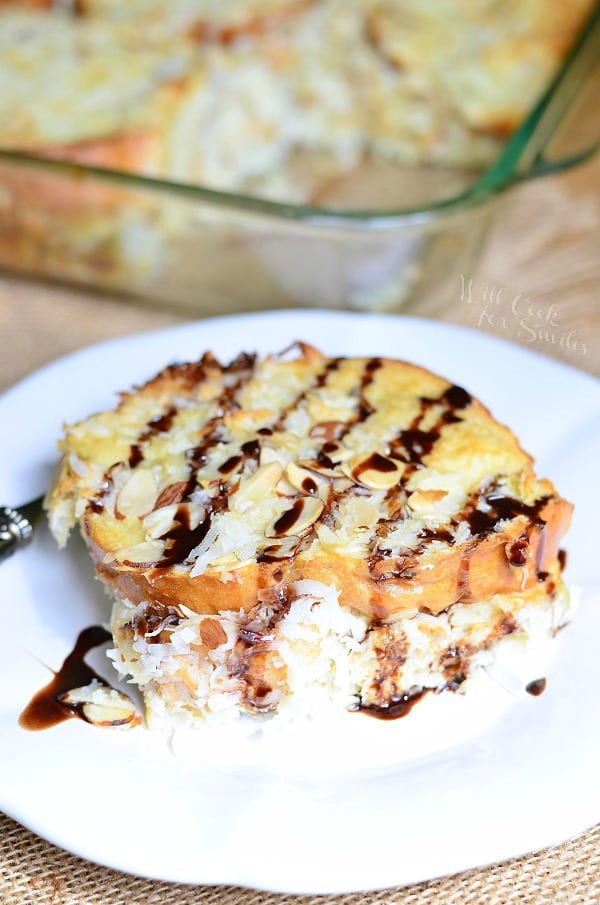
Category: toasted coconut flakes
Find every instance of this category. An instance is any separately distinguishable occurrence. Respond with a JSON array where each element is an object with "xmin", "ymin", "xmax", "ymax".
[{"xmin": 68, "ymin": 454, "xmax": 89, "ymax": 478}]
